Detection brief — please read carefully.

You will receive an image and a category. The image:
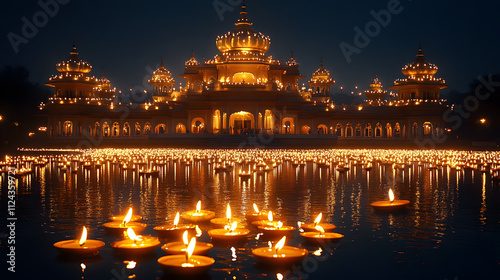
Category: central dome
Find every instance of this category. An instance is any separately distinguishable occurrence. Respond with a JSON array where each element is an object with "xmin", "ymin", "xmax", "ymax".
[
  {"xmin": 56, "ymin": 43, "xmax": 92, "ymax": 74},
  {"xmin": 401, "ymin": 46, "xmax": 438, "ymax": 77},
  {"xmin": 216, "ymin": 1, "xmax": 270, "ymax": 54}
]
